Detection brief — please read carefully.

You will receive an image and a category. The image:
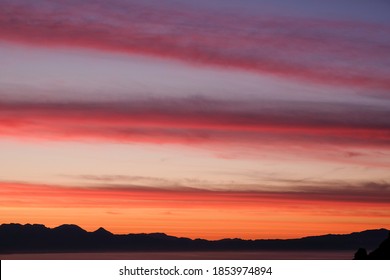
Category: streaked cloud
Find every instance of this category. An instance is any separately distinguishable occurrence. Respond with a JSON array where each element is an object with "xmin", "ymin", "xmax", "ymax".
[
  {"xmin": 0, "ymin": 98, "xmax": 389, "ymax": 150},
  {"xmin": 1, "ymin": 0, "xmax": 389, "ymax": 89},
  {"xmin": 1, "ymin": 180, "xmax": 389, "ymax": 207}
]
